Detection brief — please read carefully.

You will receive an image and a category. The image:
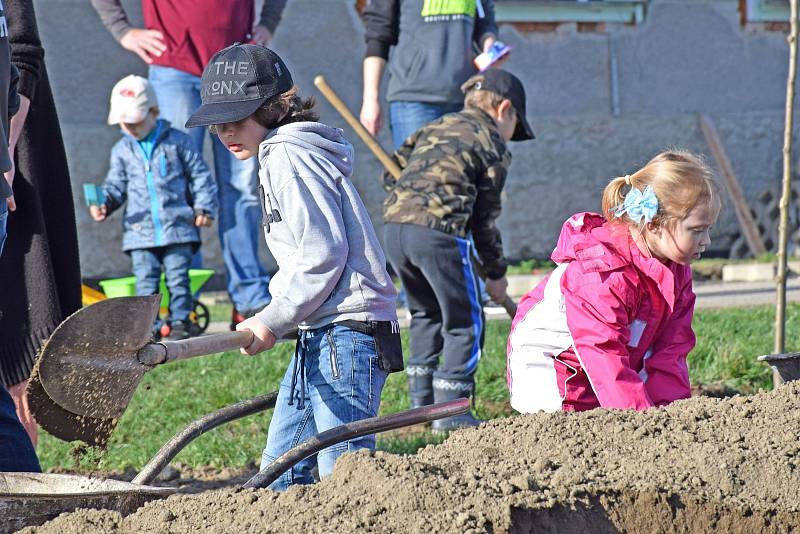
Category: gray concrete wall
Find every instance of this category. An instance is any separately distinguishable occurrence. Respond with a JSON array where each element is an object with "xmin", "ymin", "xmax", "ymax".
[{"xmin": 34, "ymin": 0, "xmax": 794, "ymax": 280}]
